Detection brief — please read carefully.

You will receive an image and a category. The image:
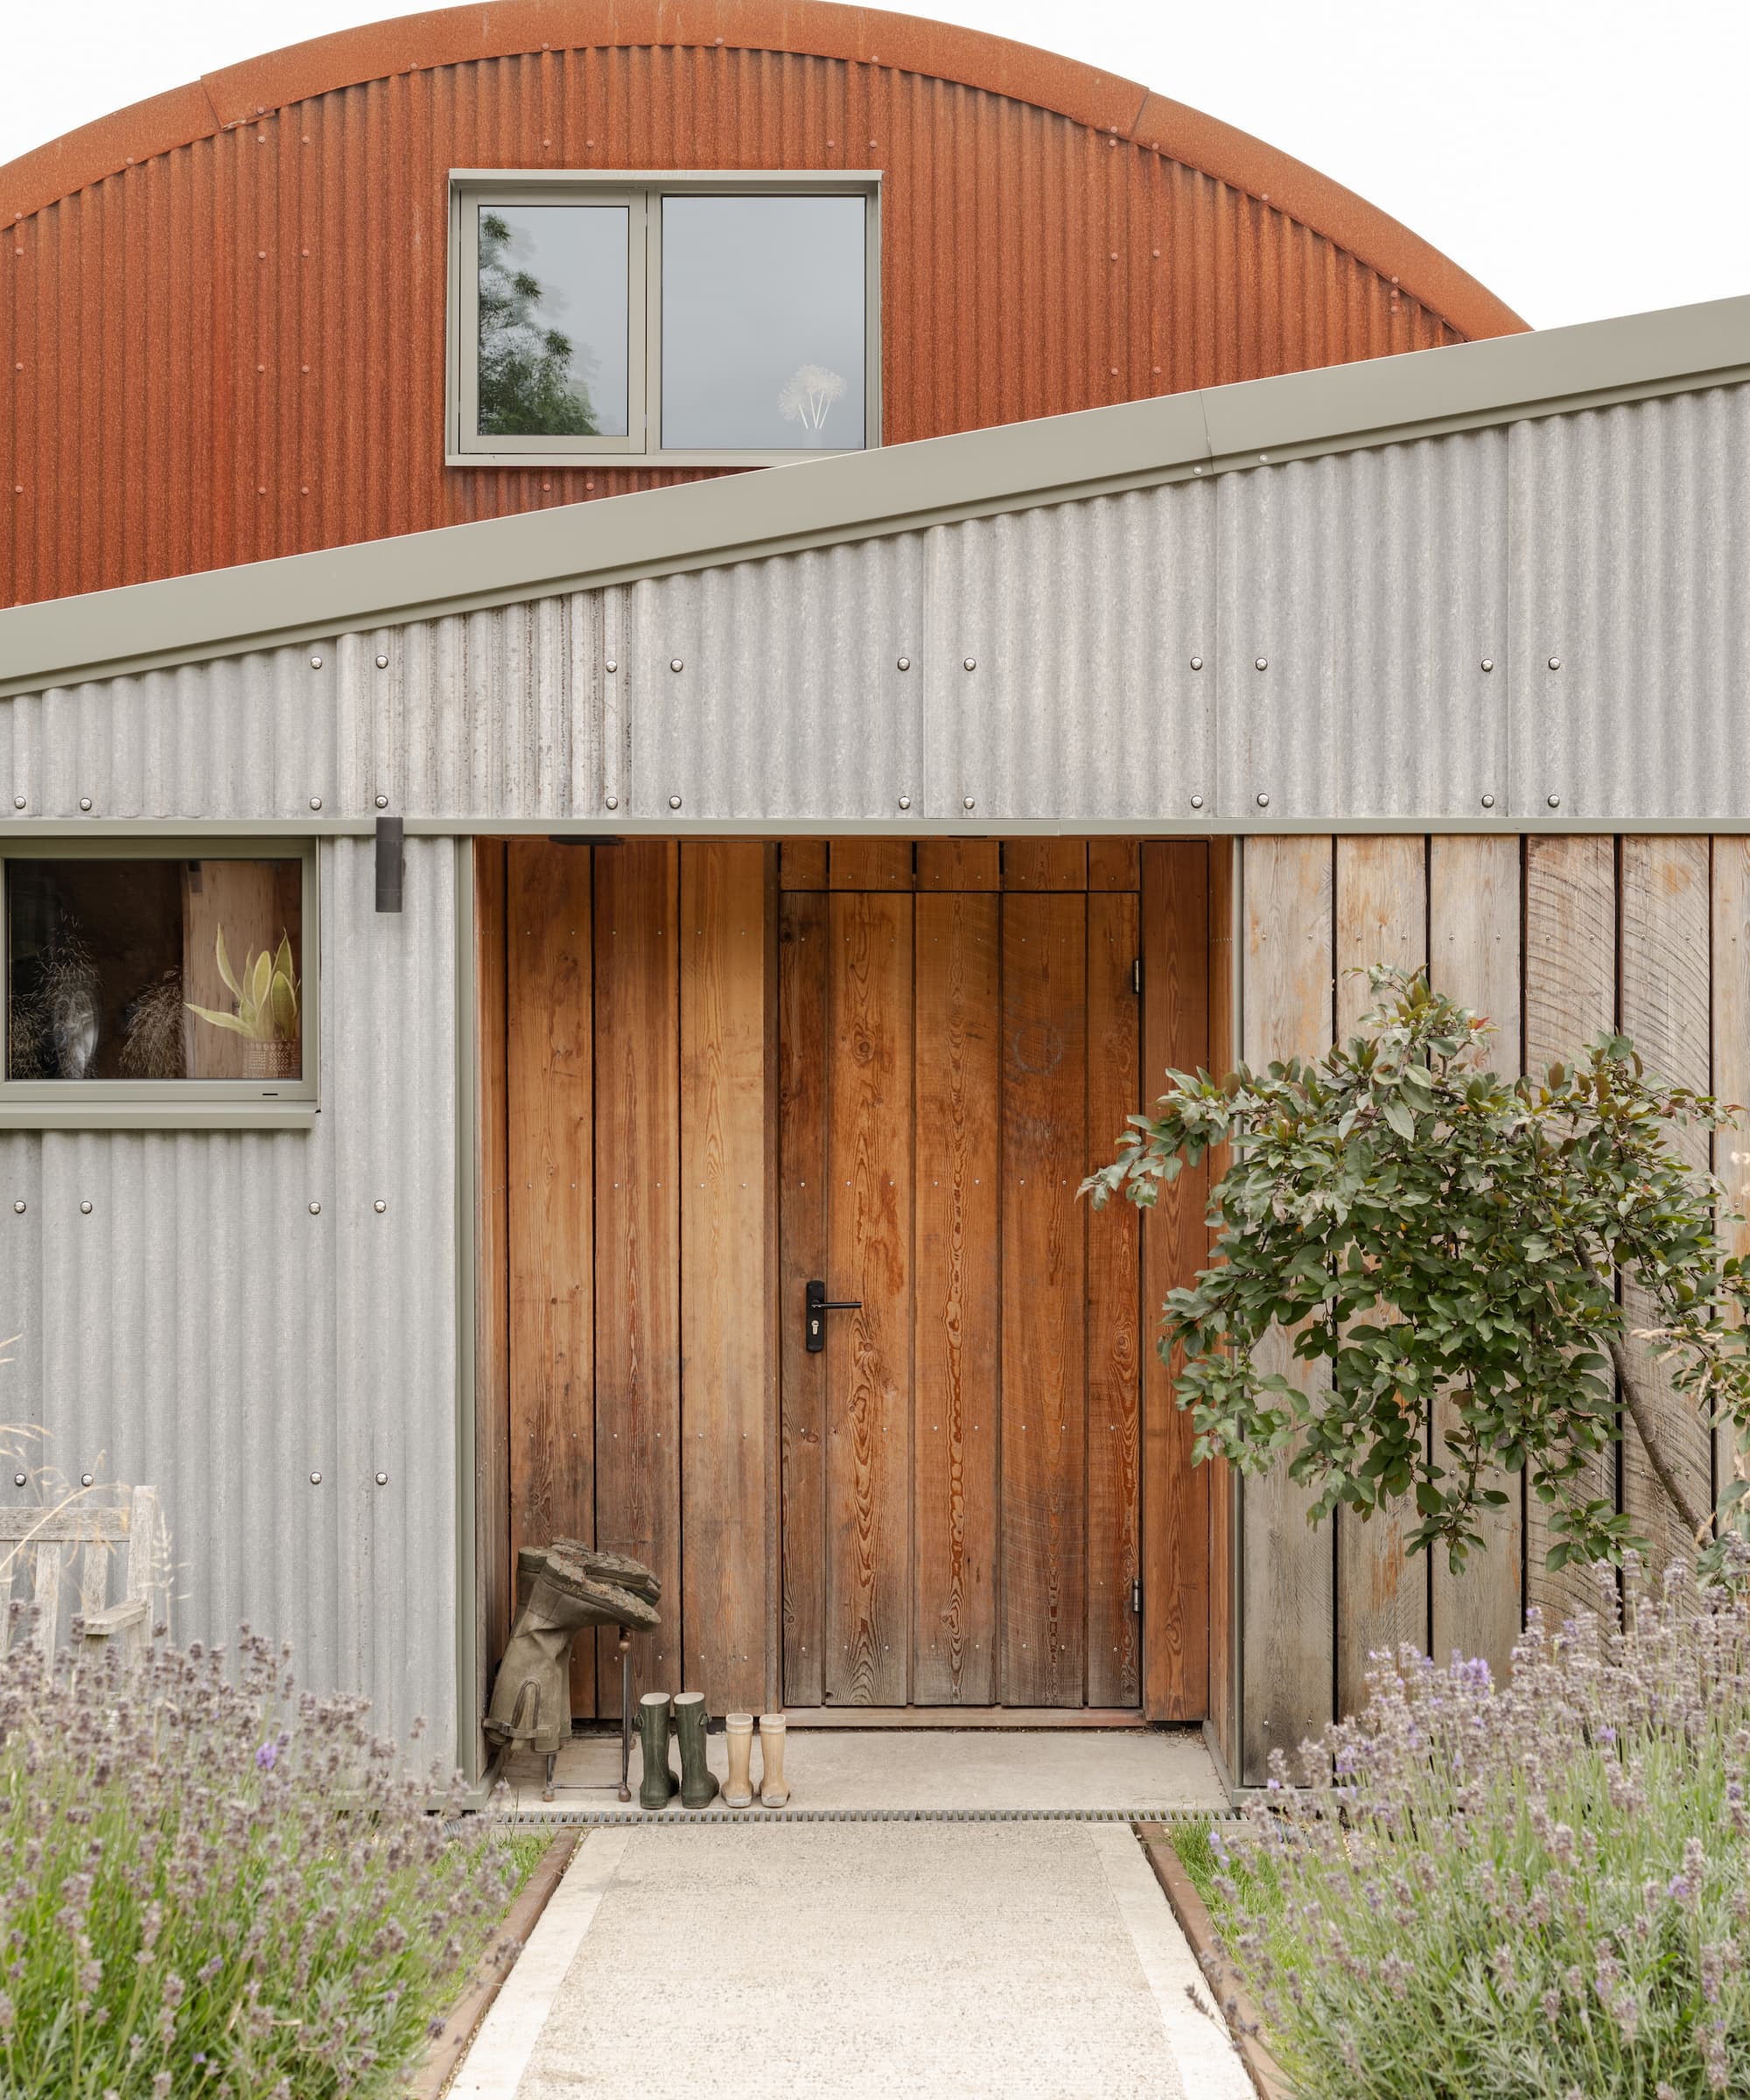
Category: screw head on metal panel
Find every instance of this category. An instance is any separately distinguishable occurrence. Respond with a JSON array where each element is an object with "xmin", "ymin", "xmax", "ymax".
[
  {"xmin": 606, "ymin": 659, "xmax": 618, "ymax": 673},
  {"xmin": 375, "ymin": 1471, "xmax": 388, "ymax": 1486},
  {"xmin": 310, "ymin": 1472, "xmax": 323, "ymax": 1486},
  {"xmin": 669, "ymin": 658, "xmax": 683, "ymax": 673},
  {"xmin": 1189, "ymin": 655, "xmax": 1203, "ymax": 670},
  {"xmin": 80, "ymin": 1473, "xmax": 93, "ymax": 1488},
  {"xmin": 11, "ymin": 1474, "xmax": 24, "ymax": 1488},
  {"xmin": 962, "ymin": 658, "xmax": 976, "ymax": 672},
  {"xmin": 1480, "ymin": 658, "xmax": 1494, "ymax": 673},
  {"xmin": 897, "ymin": 656, "xmax": 910, "ymax": 671},
  {"xmin": 1547, "ymin": 794, "xmax": 1562, "ymax": 808},
  {"xmin": 1548, "ymin": 656, "xmax": 1562, "ymax": 671},
  {"xmin": 79, "ymin": 1200, "xmax": 92, "ymax": 1214},
  {"xmin": 308, "ymin": 1201, "xmax": 321, "ymax": 1215},
  {"xmin": 962, "ymin": 796, "xmax": 976, "ymax": 810},
  {"xmin": 1256, "ymin": 793, "xmax": 1270, "ymax": 808},
  {"xmin": 898, "ymin": 795, "xmax": 912, "ymax": 810},
  {"xmin": 310, "ymin": 655, "xmax": 323, "ymax": 669},
  {"xmin": 374, "ymin": 794, "xmax": 388, "ymax": 810},
  {"xmin": 375, "ymin": 654, "xmax": 388, "ymax": 669},
  {"xmin": 1481, "ymin": 794, "xmax": 1496, "ymax": 809},
  {"xmin": 11, "ymin": 796, "xmax": 23, "ymax": 809},
  {"xmin": 1254, "ymin": 656, "xmax": 1268, "ymax": 672},
  {"xmin": 374, "ymin": 1200, "xmax": 386, "ymax": 1214},
  {"xmin": 309, "ymin": 797, "xmax": 322, "ymax": 810},
  {"xmin": 1189, "ymin": 794, "xmax": 1204, "ymax": 809},
  {"xmin": 605, "ymin": 794, "xmax": 620, "ymax": 810},
  {"xmin": 11, "ymin": 1200, "xmax": 24, "ymax": 1214},
  {"xmin": 668, "ymin": 795, "xmax": 682, "ymax": 810},
  {"xmin": 79, "ymin": 798, "xmax": 92, "ymax": 812}
]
